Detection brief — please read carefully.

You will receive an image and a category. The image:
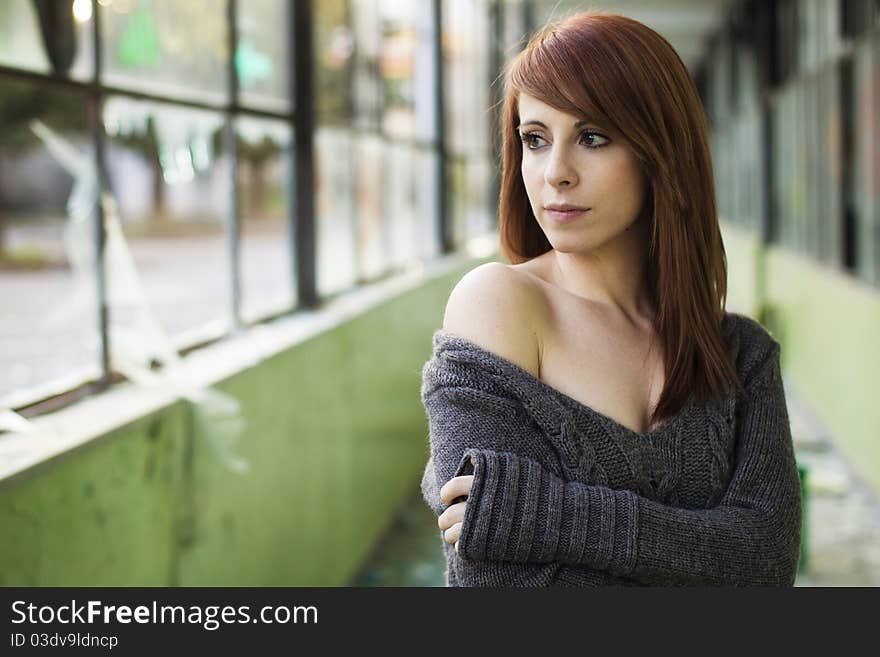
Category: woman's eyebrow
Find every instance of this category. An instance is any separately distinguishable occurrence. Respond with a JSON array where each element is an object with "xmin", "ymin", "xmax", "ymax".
[{"xmin": 517, "ymin": 118, "xmax": 599, "ymax": 130}]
